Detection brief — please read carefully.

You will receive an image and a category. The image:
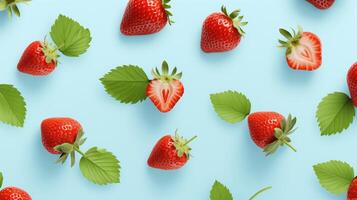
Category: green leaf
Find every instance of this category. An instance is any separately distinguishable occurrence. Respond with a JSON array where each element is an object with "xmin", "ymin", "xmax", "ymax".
[
  {"xmin": 210, "ymin": 90, "xmax": 251, "ymax": 123},
  {"xmin": 50, "ymin": 14, "xmax": 91, "ymax": 57},
  {"xmin": 316, "ymin": 92, "xmax": 355, "ymax": 135},
  {"xmin": 313, "ymin": 160, "xmax": 354, "ymax": 194},
  {"xmin": 79, "ymin": 147, "xmax": 120, "ymax": 185},
  {"xmin": 100, "ymin": 65, "xmax": 149, "ymax": 104},
  {"xmin": 0, "ymin": 1, "xmax": 7, "ymax": 10},
  {"xmin": 210, "ymin": 180, "xmax": 233, "ymax": 200},
  {"xmin": 0, "ymin": 172, "xmax": 3, "ymax": 188},
  {"xmin": 0, "ymin": 84, "xmax": 26, "ymax": 127}
]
